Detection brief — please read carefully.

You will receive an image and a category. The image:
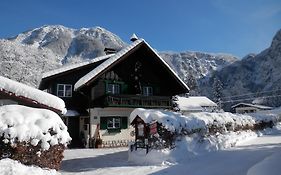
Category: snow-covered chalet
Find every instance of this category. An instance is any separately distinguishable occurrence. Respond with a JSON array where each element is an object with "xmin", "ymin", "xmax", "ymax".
[{"xmin": 39, "ymin": 37, "xmax": 189, "ymax": 148}]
